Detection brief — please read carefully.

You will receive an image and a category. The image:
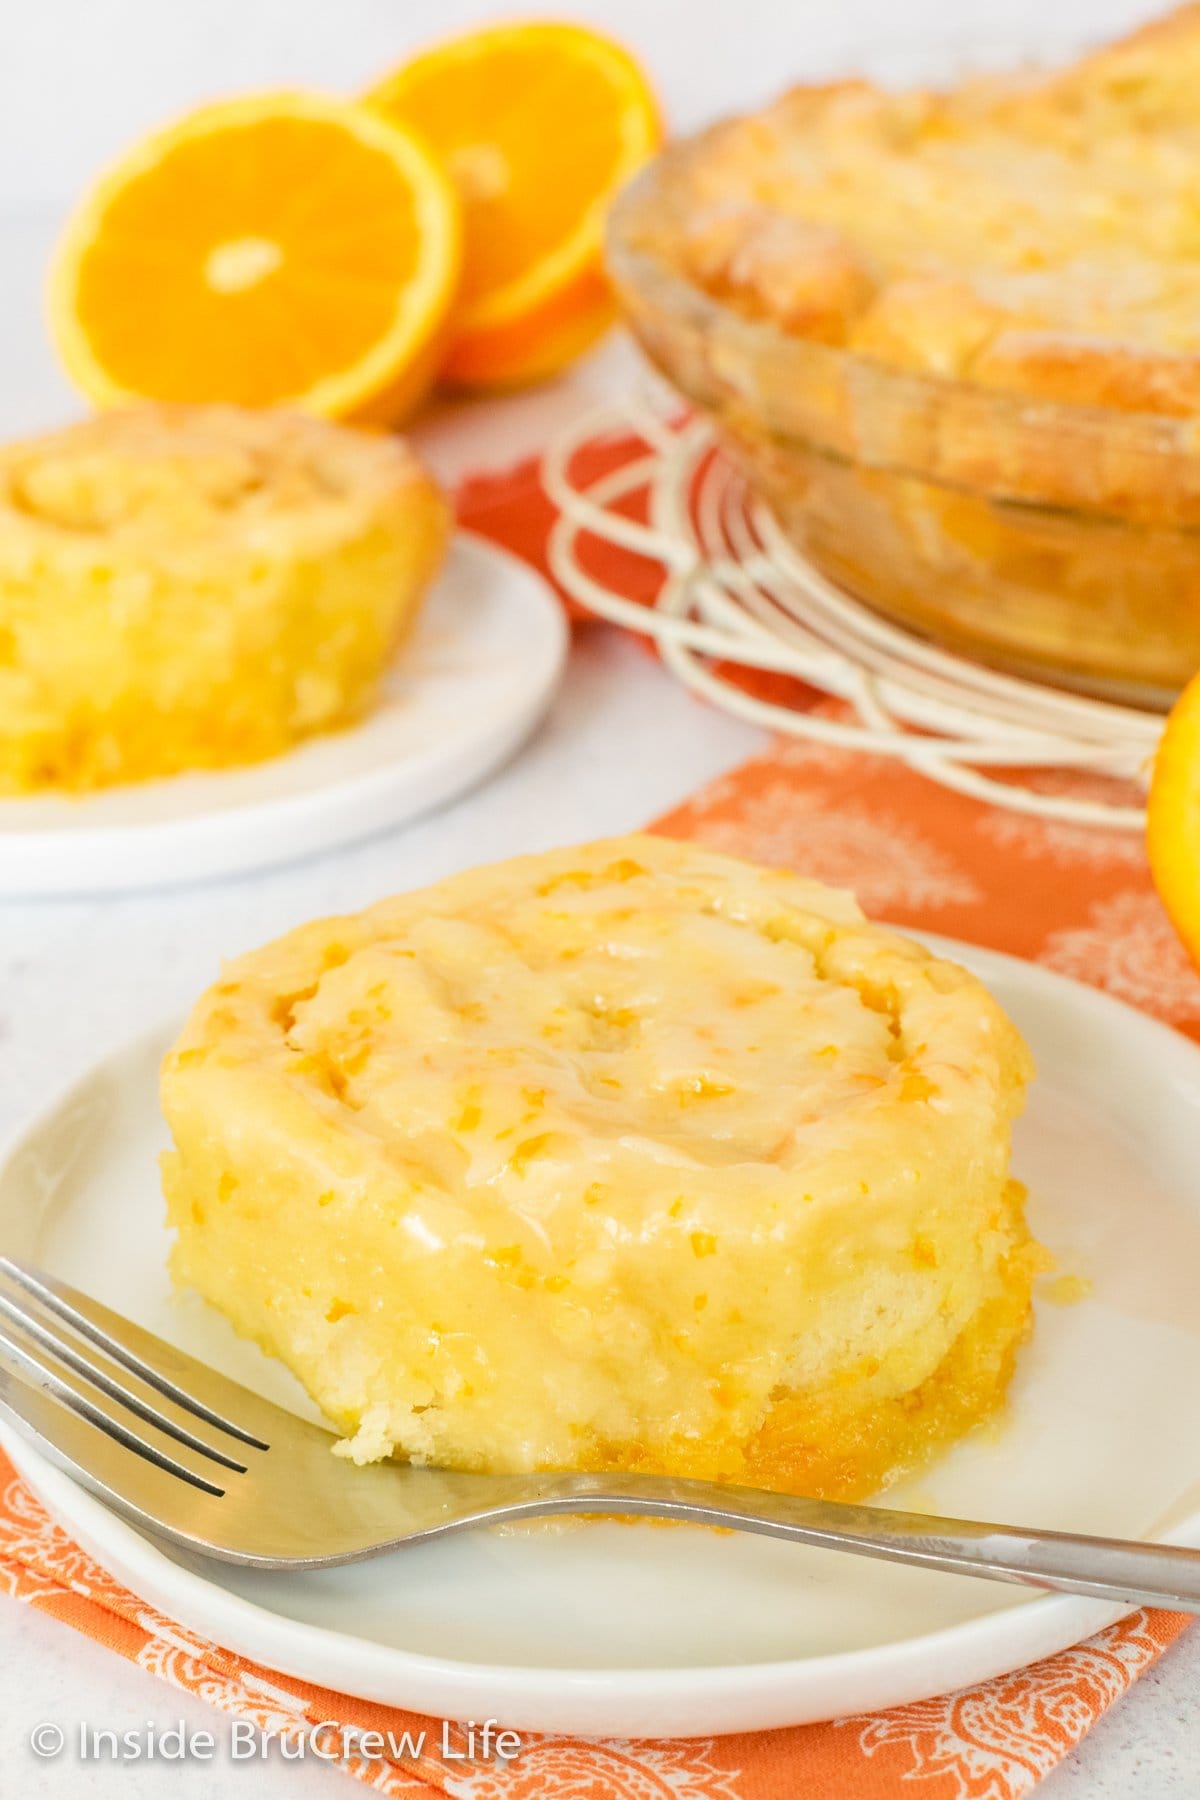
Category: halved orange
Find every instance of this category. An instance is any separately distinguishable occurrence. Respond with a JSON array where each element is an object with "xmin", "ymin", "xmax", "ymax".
[
  {"xmin": 1148, "ymin": 671, "xmax": 1200, "ymax": 967},
  {"xmin": 367, "ymin": 21, "xmax": 662, "ymax": 388},
  {"xmin": 49, "ymin": 92, "xmax": 461, "ymax": 423}
]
